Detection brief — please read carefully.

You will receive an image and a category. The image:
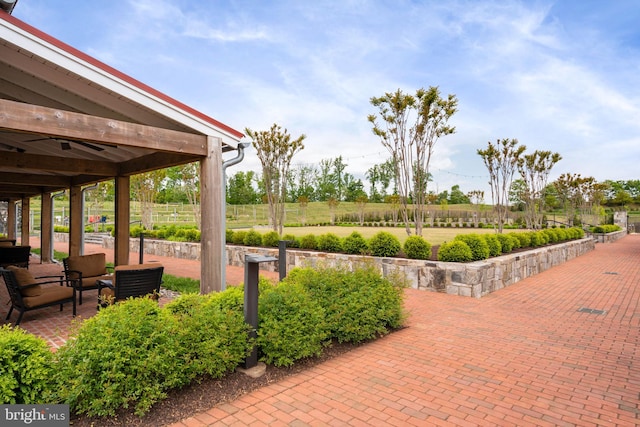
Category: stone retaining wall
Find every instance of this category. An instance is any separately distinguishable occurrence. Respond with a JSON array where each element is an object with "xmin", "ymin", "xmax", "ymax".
[{"xmin": 64, "ymin": 233, "xmax": 598, "ymax": 299}]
